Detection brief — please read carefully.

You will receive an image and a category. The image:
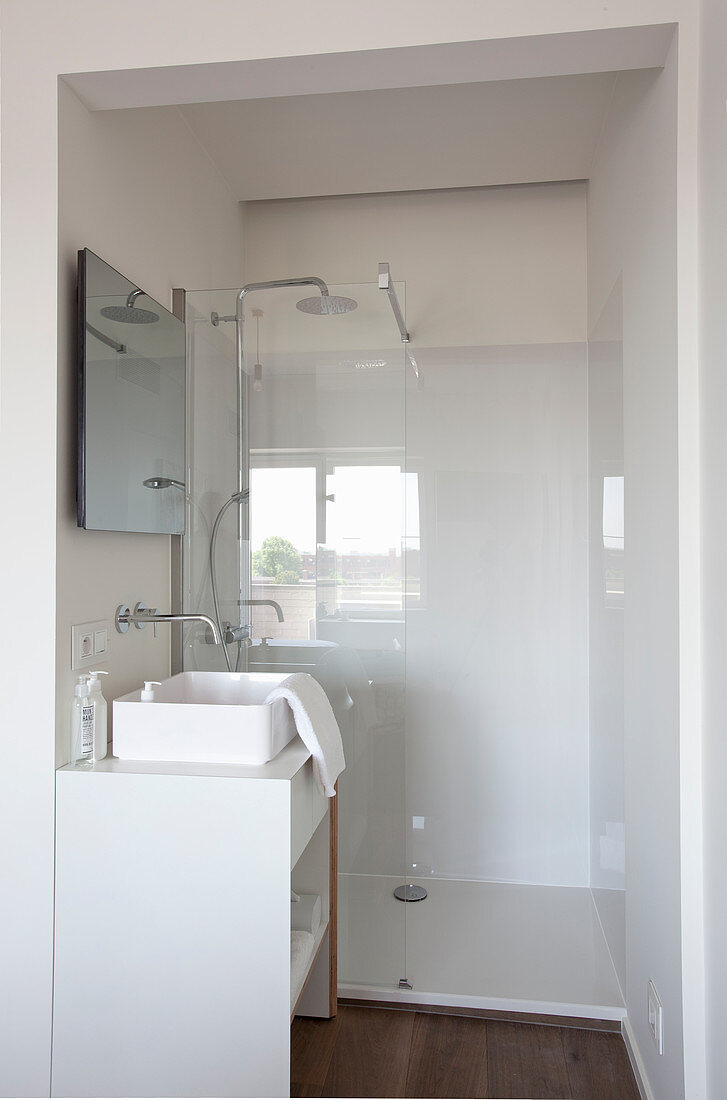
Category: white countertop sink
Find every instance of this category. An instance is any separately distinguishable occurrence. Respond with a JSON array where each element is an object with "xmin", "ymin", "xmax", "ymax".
[{"xmin": 113, "ymin": 671, "xmax": 298, "ymax": 765}]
